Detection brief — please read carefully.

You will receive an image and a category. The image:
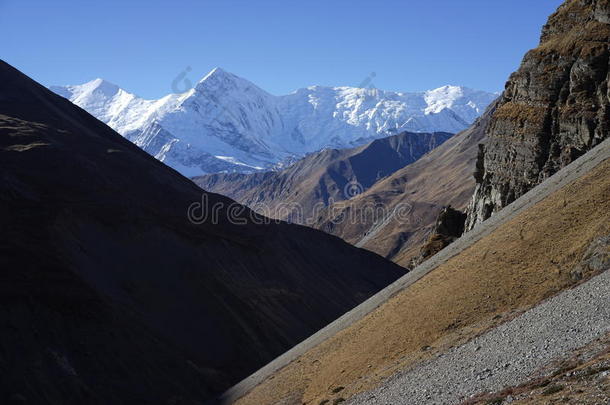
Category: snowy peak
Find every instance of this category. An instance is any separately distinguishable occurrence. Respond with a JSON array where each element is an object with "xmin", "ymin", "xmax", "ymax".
[
  {"xmin": 53, "ymin": 78, "xmax": 122, "ymax": 101},
  {"xmin": 424, "ymin": 85, "xmax": 498, "ymax": 122},
  {"xmin": 196, "ymin": 67, "xmax": 235, "ymax": 89},
  {"xmin": 425, "ymin": 85, "xmax": 466, "ymax": 108},
  {"xmin": 52, "ymin": 70, "xmax": 498, "ymax": 176},
  {"xmin": 52, "ymin": 78, "xmax": 127, "ymax": 109},
  {"xmin": 51, "ymin": 78, "xmax": 148, "ymax": 129},
  {"xmin": 81, "ymin": 78, "xmax": 121, "ymax": 97},
  {"xmin": 195, "ymin": 67, "xmax": 266, "ymax": 95},
  {"xmin": 425, "ymin": 85, "xmax": 475, "ymax": 110},
  {"xmin": 198, "ymin": 67, "xmax": 232, "ymax": 83}
]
